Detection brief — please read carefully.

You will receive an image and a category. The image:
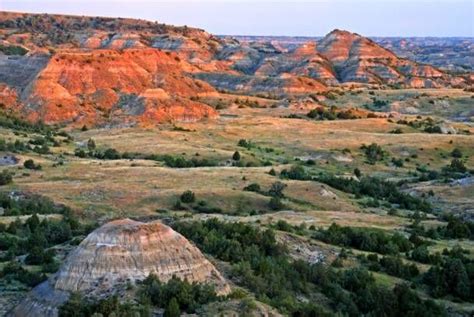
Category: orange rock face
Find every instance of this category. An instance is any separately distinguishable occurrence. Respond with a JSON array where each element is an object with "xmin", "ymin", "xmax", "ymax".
[
  {"xmin": 21, "ymin": 49, "xmax": 218, "ymax": 125},
  {"xmin": 0, "ymin": 12, "xmax": 468, "ymax": 126},
  {"xmin": 316, "ymin": 29, "xmax": 461, "ymax": 86}
]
